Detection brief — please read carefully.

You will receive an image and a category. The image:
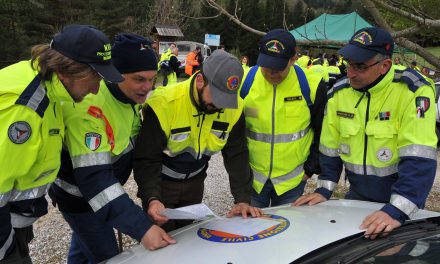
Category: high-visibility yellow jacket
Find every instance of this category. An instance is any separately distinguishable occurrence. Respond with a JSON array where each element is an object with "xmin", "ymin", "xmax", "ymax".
[
  {"xmin": 242, "ymin": 66, "xmax": 324, "ymax": 195},
  {"xmin": 317, "ymin": 66, "xmax": 437, "ymax": 223},
  {"xmin": 0, "ymin": 60, "xmax": 69, "ymax": 260}
]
